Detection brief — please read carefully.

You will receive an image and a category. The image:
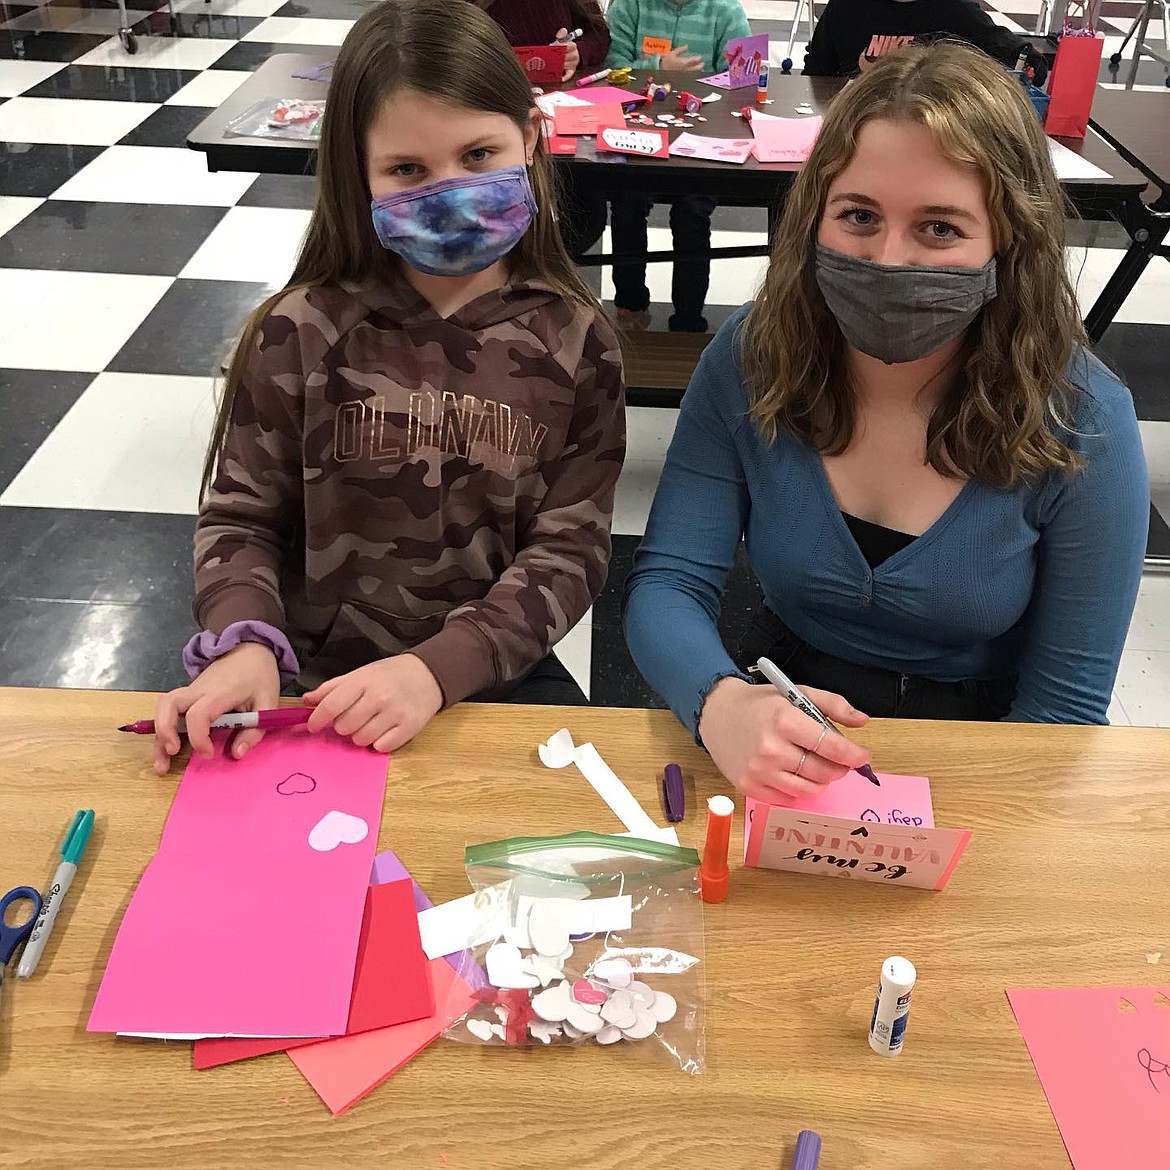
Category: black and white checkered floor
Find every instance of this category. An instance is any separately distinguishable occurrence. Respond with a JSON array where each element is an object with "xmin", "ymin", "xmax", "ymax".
[{"xmin": 1, "ymin": 0, "xmax": 1168, "ymax": 723}]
